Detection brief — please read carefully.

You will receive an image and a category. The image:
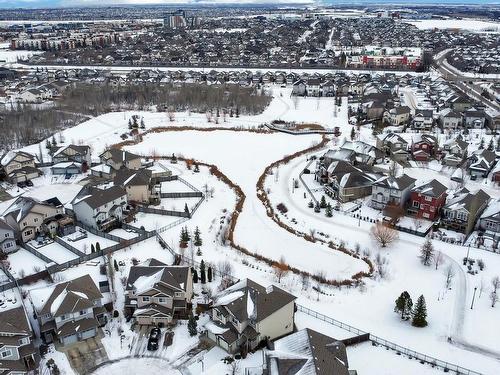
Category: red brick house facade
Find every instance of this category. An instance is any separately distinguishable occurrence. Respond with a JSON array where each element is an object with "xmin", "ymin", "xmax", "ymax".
[{"xmin": 407, "ymin": 179, "xmax": 447, "ymax": 220}]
